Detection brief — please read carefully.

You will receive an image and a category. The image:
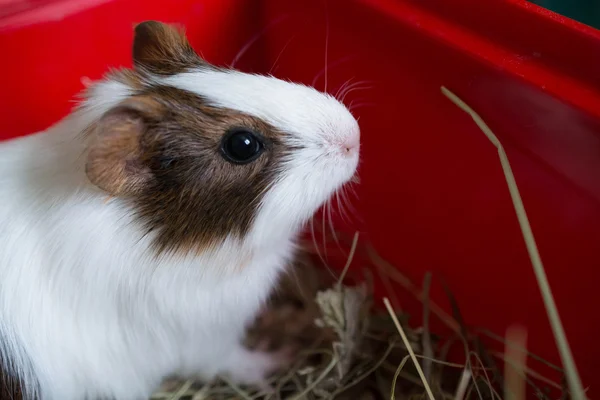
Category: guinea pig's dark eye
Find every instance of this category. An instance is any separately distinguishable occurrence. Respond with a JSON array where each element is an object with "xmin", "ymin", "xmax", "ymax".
[{"xmin": 220, "ymin": 128, "xmax": 264, "ymax": 164}]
